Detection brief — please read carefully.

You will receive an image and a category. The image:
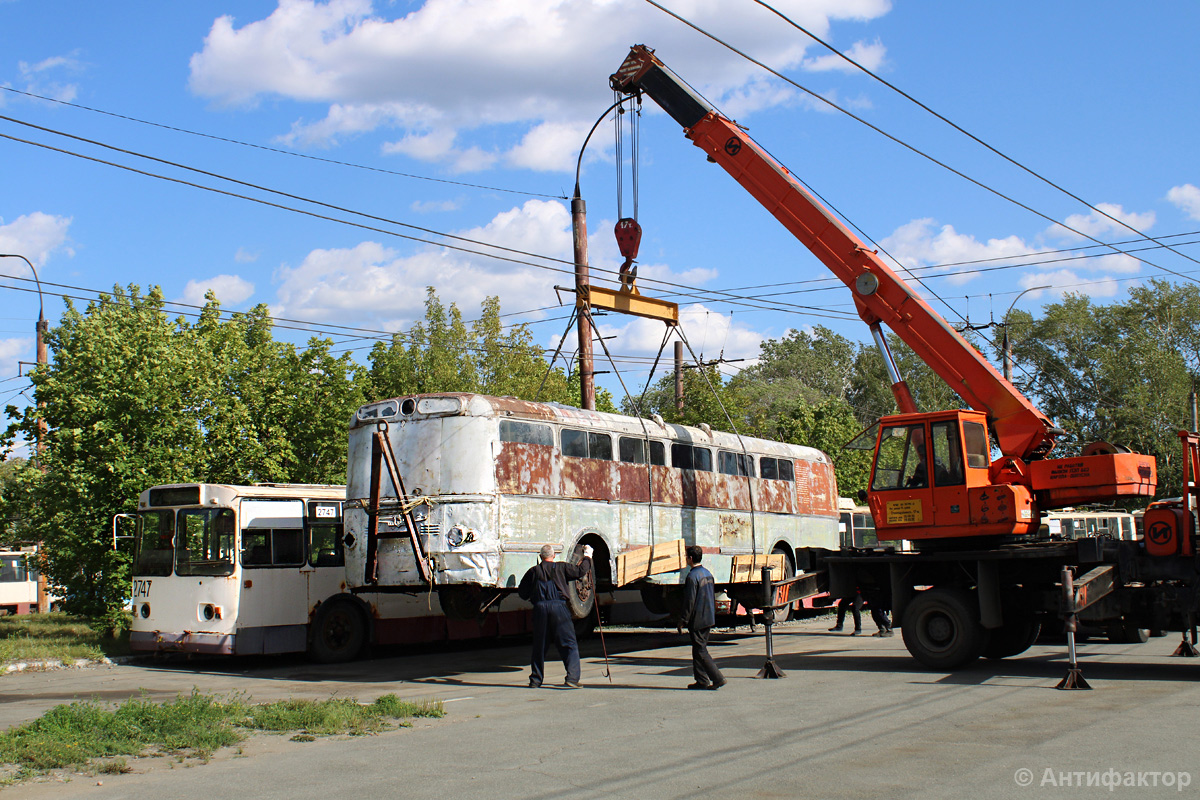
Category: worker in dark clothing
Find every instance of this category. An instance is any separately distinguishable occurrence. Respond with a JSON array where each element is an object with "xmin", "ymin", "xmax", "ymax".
[
  {"xmin": 518, "ymin": 543, "xmax": 593, "ymax": 688},
  {"xmin": 683, "ymin": 545, "xmax": 726, "ymax": 690},
  {"xmin": 830, "ymin": 589, "xmax": 863, "ymax": 634}
]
